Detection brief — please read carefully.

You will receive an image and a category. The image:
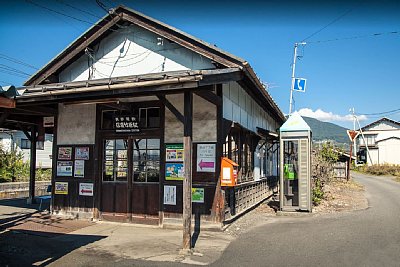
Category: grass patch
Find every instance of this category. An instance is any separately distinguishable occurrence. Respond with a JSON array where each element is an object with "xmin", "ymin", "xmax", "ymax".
[{"xmin": 355, "ymin": 164, "xmax": 400, "ymax": 178}]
